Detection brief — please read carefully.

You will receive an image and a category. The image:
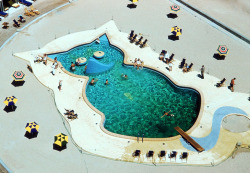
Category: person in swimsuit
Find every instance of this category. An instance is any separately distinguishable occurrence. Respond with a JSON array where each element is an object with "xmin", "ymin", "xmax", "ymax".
[
  {"xmin": 70, "ymin": 62, "xmax": 76, "ymax": 71},
  {"xmin": 161, "ymin": 110, "xmax": 174, "ymax": 118},
  {"xmin": 90, "ymin": 78, "xmax": 98, "ymax": 85},
  {"xmin": 105, "ymin": 79, "xmax": 109, "ymax": 85}
]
